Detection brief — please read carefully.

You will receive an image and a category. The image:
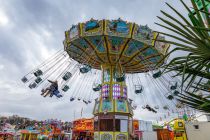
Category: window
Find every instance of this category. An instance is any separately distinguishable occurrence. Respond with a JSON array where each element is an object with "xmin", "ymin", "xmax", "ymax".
[
  {"xmin": 120, "ymin": 120, "xmax": 128, "ymax": 132},
  {"xmin": 115, "ymin": 119, "xmax": 128, "ymax": 132},
  {"xmin": 100, "ymin": 119, "xmax": 113, "ymax": 131}
]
